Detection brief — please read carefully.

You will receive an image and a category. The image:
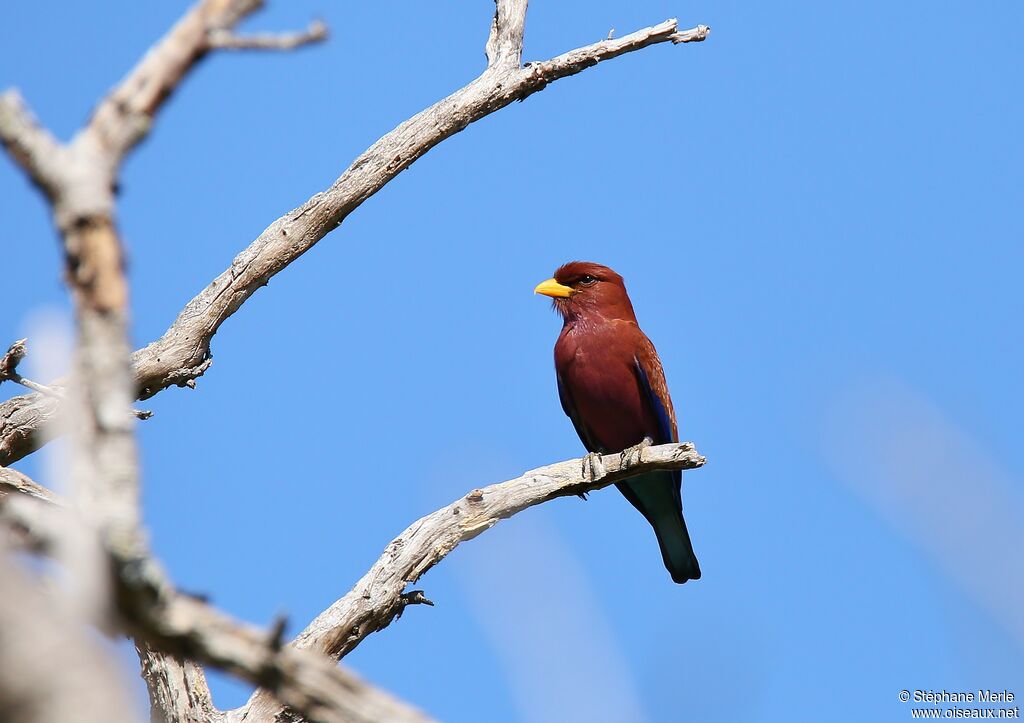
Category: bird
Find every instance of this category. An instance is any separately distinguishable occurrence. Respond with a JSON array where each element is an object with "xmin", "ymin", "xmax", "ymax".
[{"xmin": 534, "ymin": 261, "xmax": 700, "ymax": 584}]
